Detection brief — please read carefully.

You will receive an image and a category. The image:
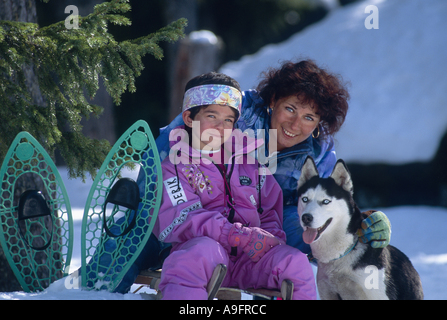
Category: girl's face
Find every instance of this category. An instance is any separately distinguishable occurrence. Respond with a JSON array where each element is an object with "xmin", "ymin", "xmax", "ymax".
[
  {"xmin": 183, "ymin": 104, "xmax": 236, "ymax": 150},
  {"xmin": 269, "ymin": 95, "xmax": 320, "ymax": 151}
]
